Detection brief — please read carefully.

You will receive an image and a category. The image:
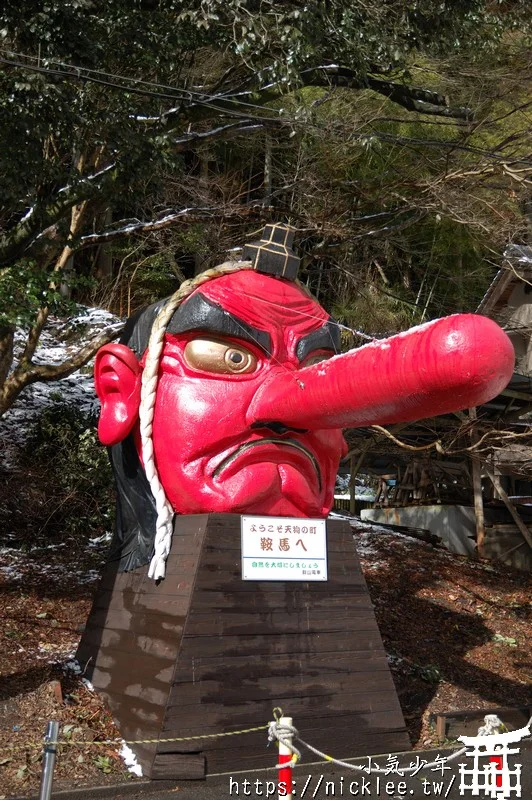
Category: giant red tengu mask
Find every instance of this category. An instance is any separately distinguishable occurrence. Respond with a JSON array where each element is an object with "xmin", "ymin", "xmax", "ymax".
[{"xmin": 95, "ymin": 225, "xmax": 514, "ymax": 579}]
